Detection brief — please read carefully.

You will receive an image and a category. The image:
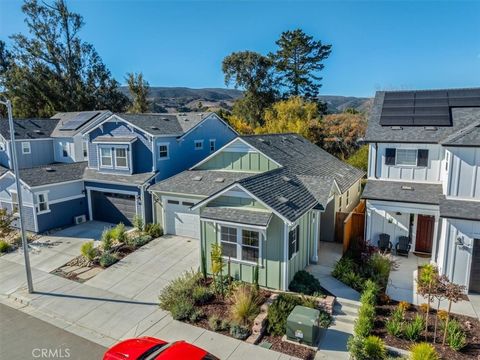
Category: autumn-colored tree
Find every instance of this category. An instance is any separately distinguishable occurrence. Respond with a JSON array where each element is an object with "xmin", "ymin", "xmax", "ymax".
[
  {"xmin": 320, "ymin": 112, "xmax": 367, "ymax": 159},
  {"xmin": 254, "ymin": 96, "xmax": 321, "ymax": 143},
  {"xmin": 226, "ymin": 115, "xmax": 255, "ymax": 135}
]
